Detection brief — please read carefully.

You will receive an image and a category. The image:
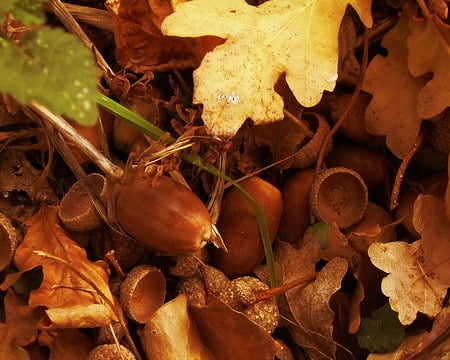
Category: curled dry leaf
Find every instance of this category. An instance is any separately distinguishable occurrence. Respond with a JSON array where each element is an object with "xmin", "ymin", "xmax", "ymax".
[
  {"xmin": 5, "ymin": 205, "xmax": 115, "ymax": 328},
  {"xmin": 161, "ymin": 0, "xmax": 372, "ymax": 137},
  {"xmin": 189, "ymin": 294, "xmax": 283, "ymax": 360},
  {"xmin": 106, "ymin": 0, "xmax": 220, "ymax": 72},
  {"xmin": 0, "ymin": 211, "xmax": 17, "ymax": 272},
  {"xmin": 407, "ymin": 12, "xmax": 450, "ymax": 119},
  {"xmin": 368, "ymin": 240, "xmax": 446, "ymax": 325},
  {"xmin": 141, "ymin": 294, "xmax": 215, "ymax": 360},
  {"xmin": 285, "ymin": 257, "xmax": 349, "ymax": 360},
  {"xmin": 363, "ymin": 8, "xmax": 429, "ymax": 158}
]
